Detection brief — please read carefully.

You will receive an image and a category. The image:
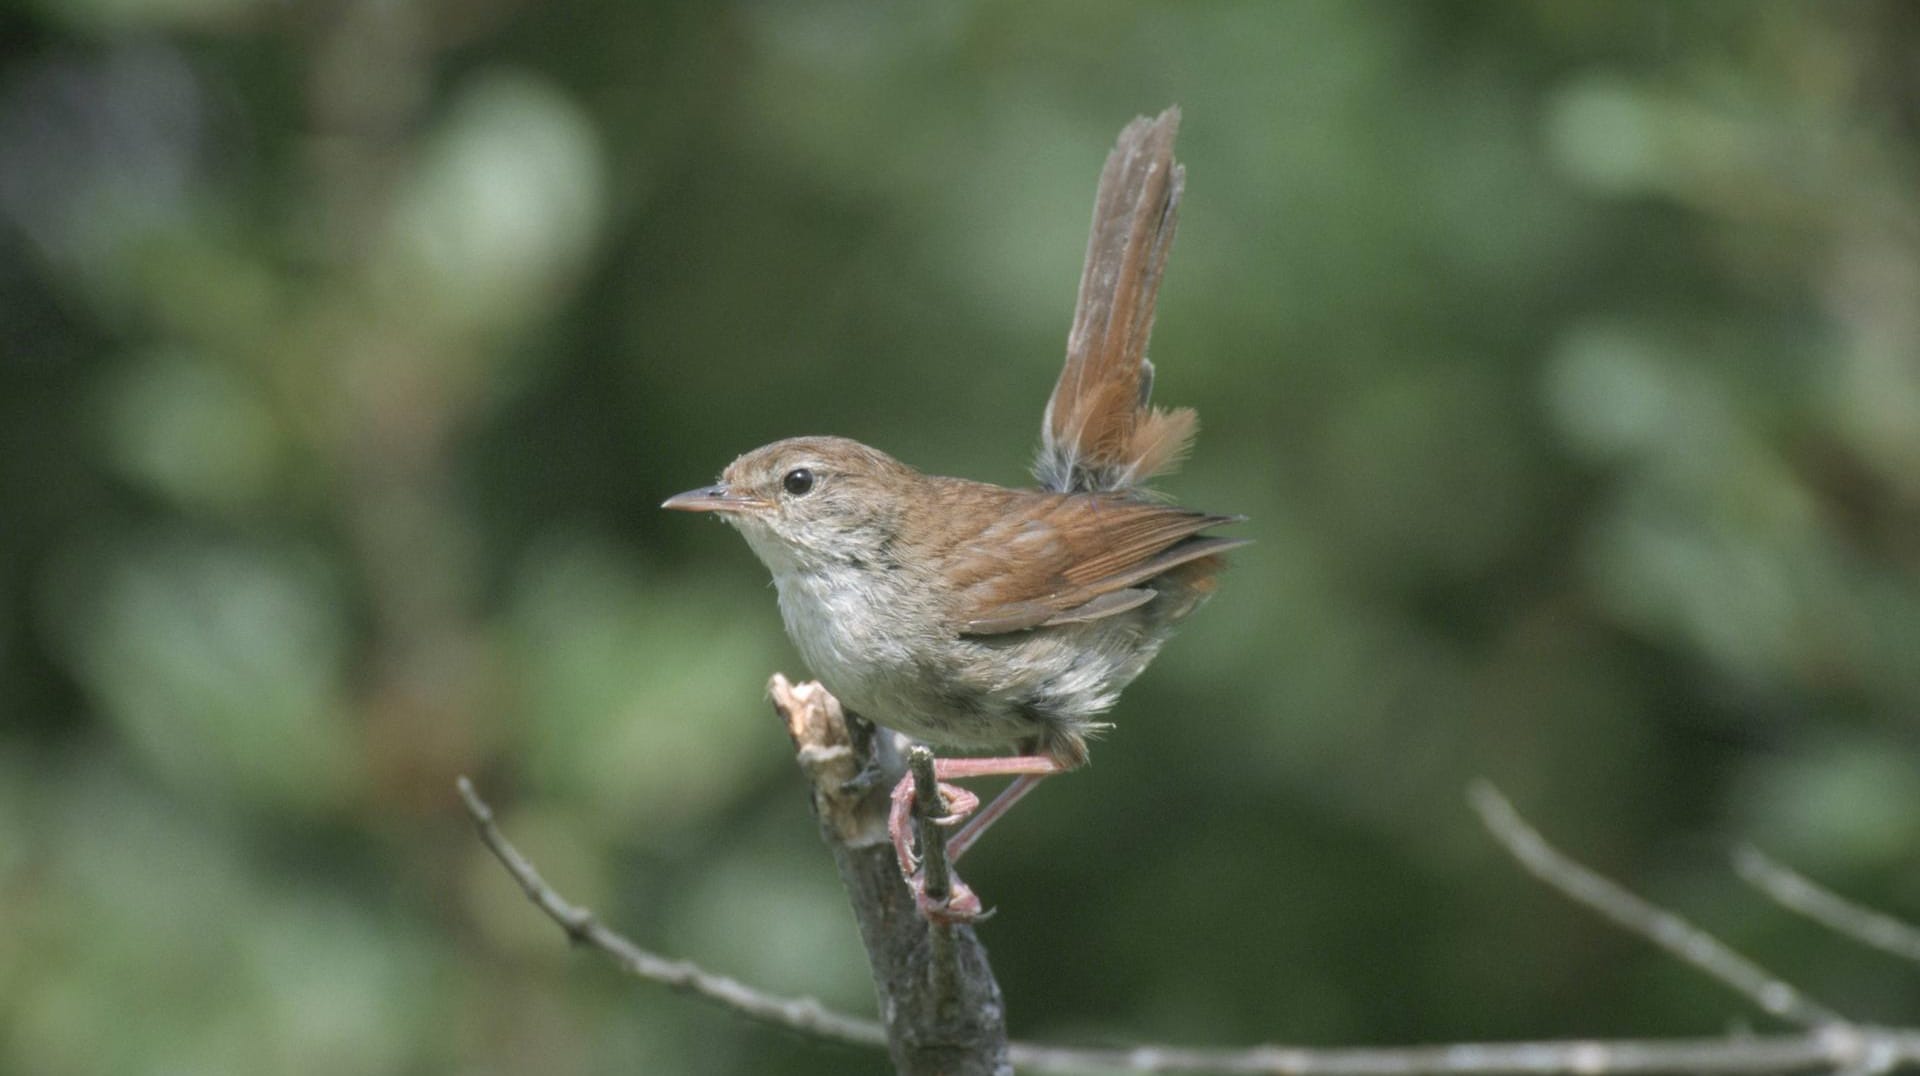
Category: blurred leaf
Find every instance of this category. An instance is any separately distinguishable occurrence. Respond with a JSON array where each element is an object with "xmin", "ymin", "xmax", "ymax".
[
  {"xmin": 507, "ymin": 532, "xmax": 786, "ymax": 837},
  {"xmin": 378, "ymin": 71, "xmax": 607, "ymax": 341},
  {"xmin": 97, "ymin": 346, "xmax": 286, "ymax": 512},
  {"xmin": 1737, "ymin": 738, "xmax": 1920, "ymax": 869},
  {"xmin": 45, "ymin": 536, "xmax": 361, "ymax": 816}
]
